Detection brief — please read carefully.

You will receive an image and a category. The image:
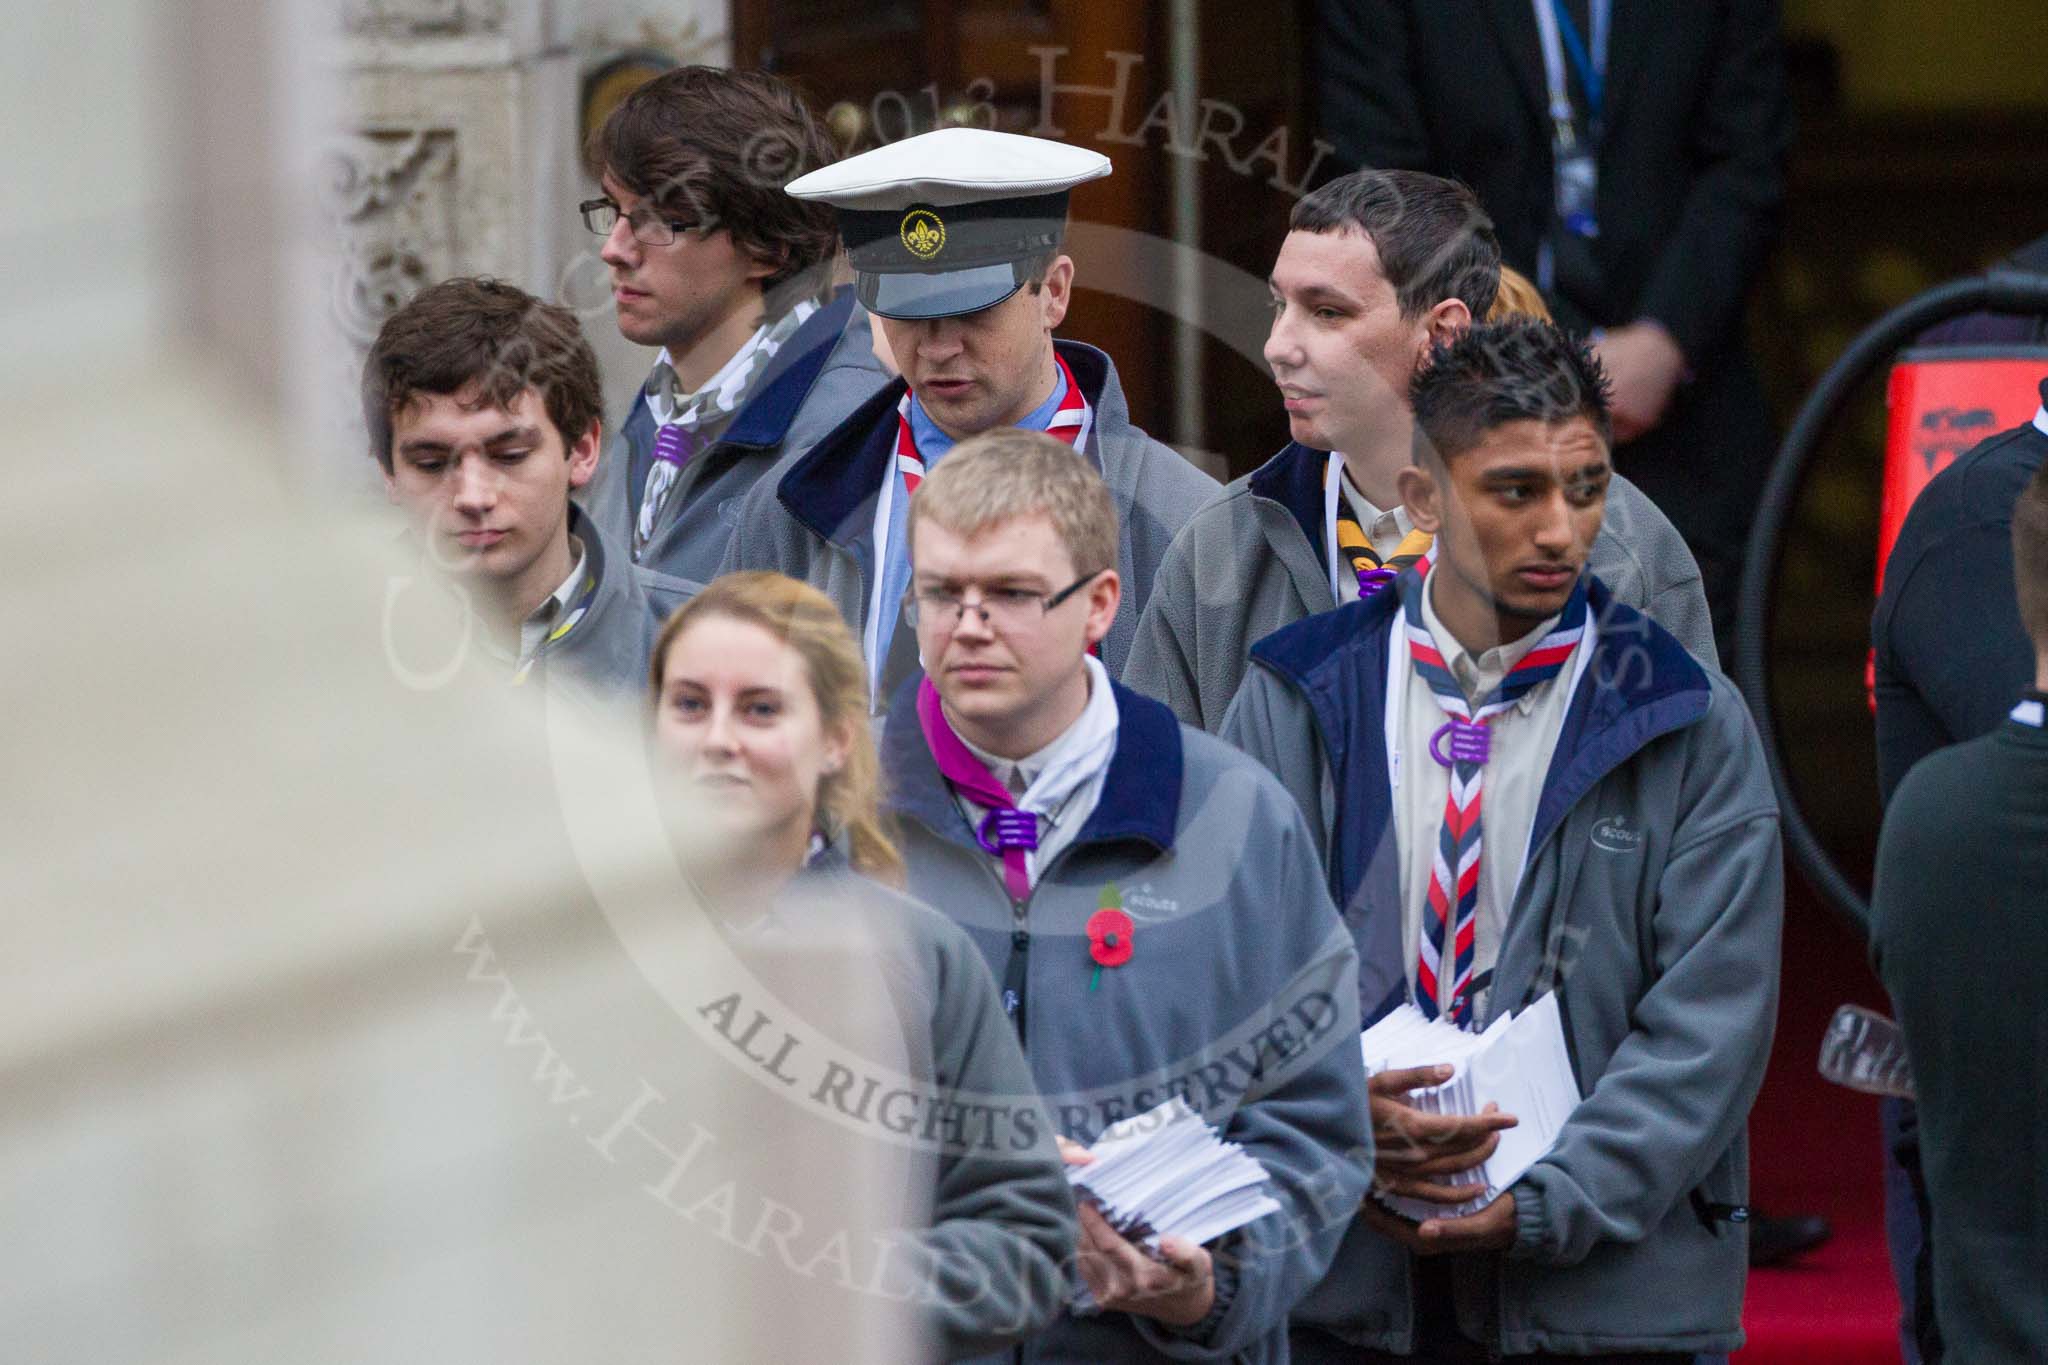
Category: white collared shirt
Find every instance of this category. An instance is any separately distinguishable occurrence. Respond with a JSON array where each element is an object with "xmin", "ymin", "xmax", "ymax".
[
  {"xmin": 1393, "ymin": 576, "xmax": 1581, "ymax": 1018},
  {"xmin": 951, "ymin": 654, "xmax": 1121, "ymax": 887}
]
